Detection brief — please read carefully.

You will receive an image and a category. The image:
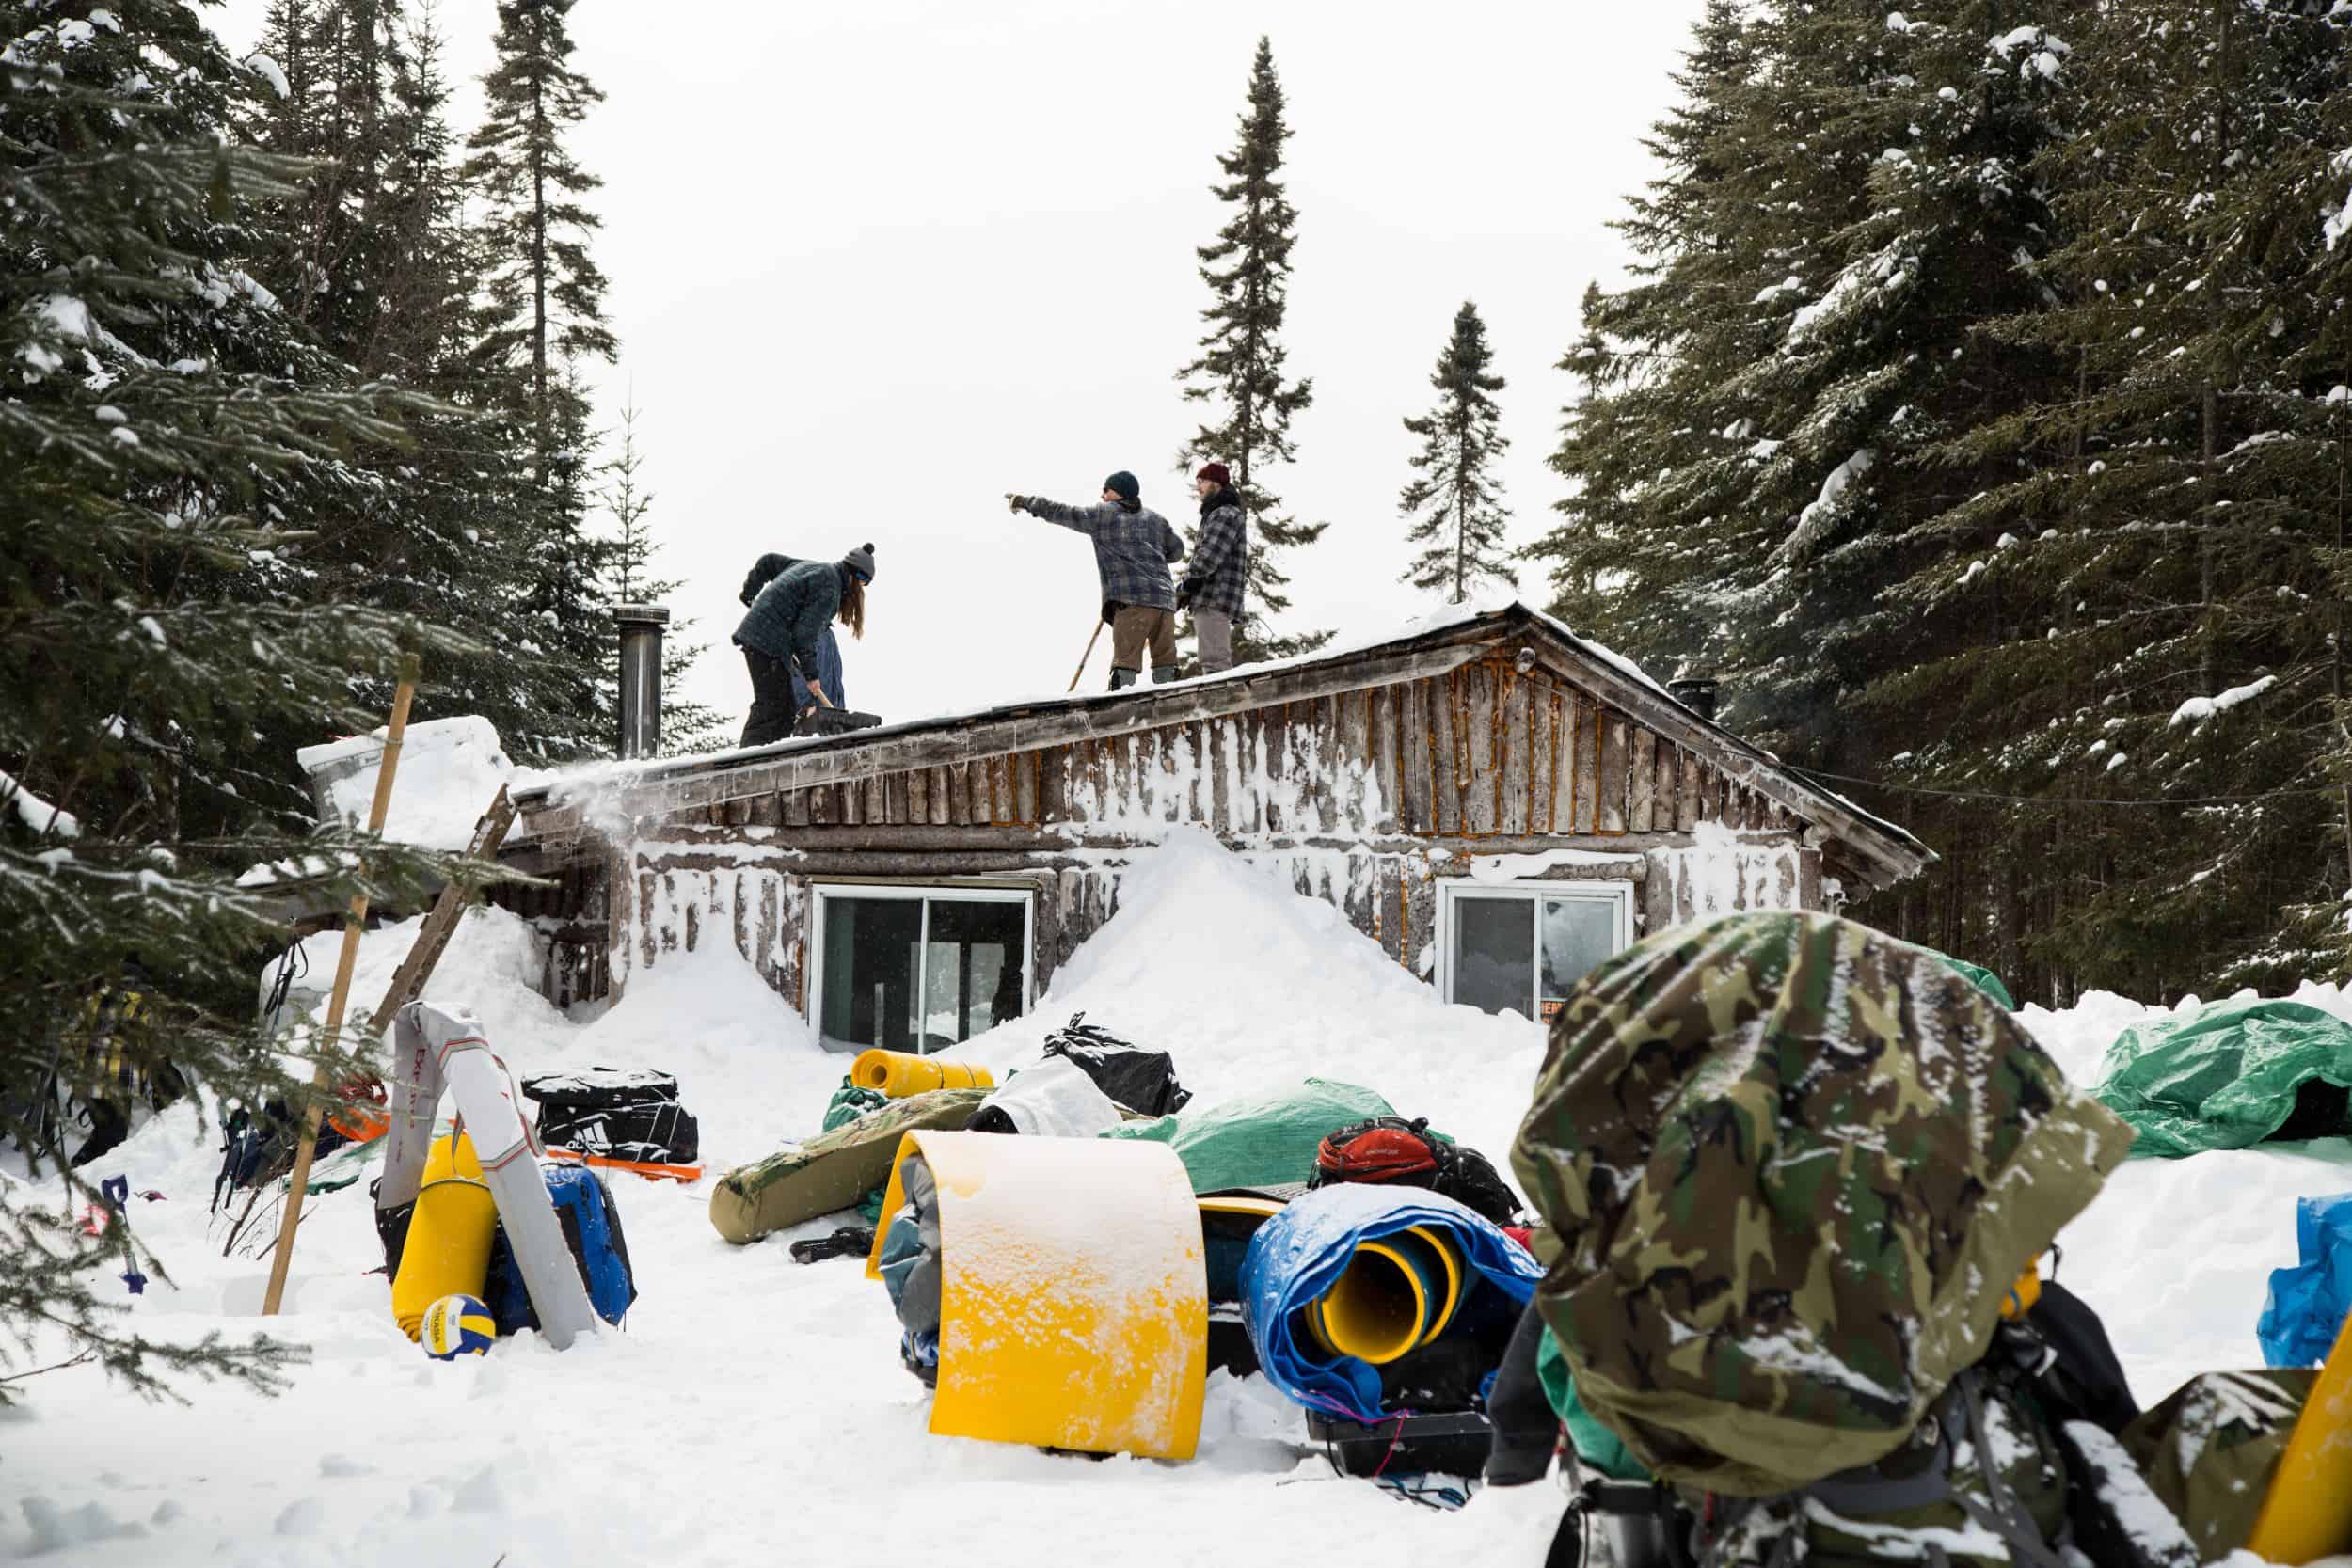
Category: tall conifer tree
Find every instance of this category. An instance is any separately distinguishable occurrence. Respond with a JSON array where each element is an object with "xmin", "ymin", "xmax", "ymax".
[
  {"xmin": 1400, "ymin": 302, "xmax": 1512, "ymax": 602},
  {"xmin": 2, "ymin": 0, "xmax": 471, "ymax": 1402},
  {"xmin": 464, "ymin": 0, "xmax": 617, "ymax": 756},
  {"xmin": 1178, "ymin": 36, "xmax": 1324, "ymax": 658},
  {"xmin": 600, "ymin": 398, "xmax": 722, "ymax": 753},
  {"xmin": 1870, "ymin": 1, "xmax": 2352, "ymax": 996}
]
